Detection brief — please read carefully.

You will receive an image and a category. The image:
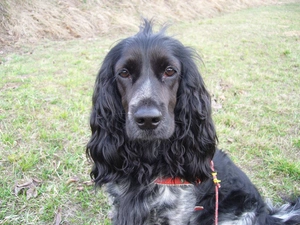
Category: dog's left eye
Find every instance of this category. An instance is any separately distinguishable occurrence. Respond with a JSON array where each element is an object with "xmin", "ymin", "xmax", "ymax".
[{"xmin": 164, "ymin": 66, "xmax": 176, "ymax": 77}]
